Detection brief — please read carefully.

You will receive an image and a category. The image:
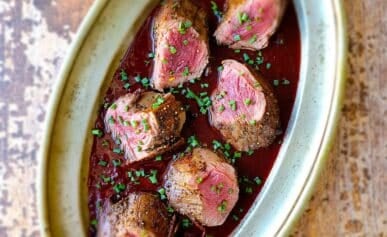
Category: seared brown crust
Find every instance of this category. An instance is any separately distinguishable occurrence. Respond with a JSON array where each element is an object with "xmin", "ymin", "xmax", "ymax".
[
  {"xmin": 142, "ymin": 92, "xmax": 186, "ymax": 155},
  {"xmin": 97, "ymin": 192, "xmax": 171, "ymax": 237}
]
